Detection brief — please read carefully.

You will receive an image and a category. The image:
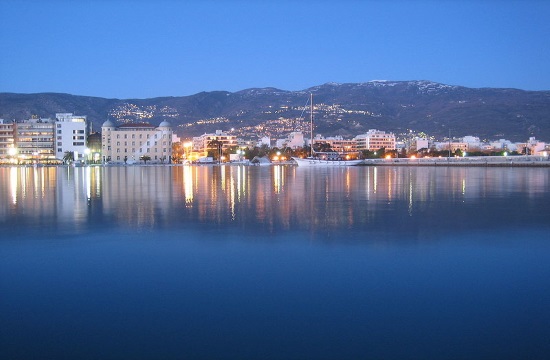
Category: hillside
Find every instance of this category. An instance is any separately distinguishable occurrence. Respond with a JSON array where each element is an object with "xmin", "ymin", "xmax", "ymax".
[{"xmin": 1, "ymin": 81, "xmax": 549, "ymax": 141}]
